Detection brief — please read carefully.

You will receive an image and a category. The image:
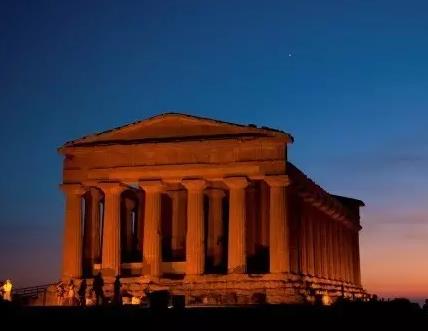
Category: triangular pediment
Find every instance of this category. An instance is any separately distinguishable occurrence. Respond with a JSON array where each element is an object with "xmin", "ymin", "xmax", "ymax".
[{"xmin": 60, "ymin": 113, "xmax": 293, "ymax": 149}]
